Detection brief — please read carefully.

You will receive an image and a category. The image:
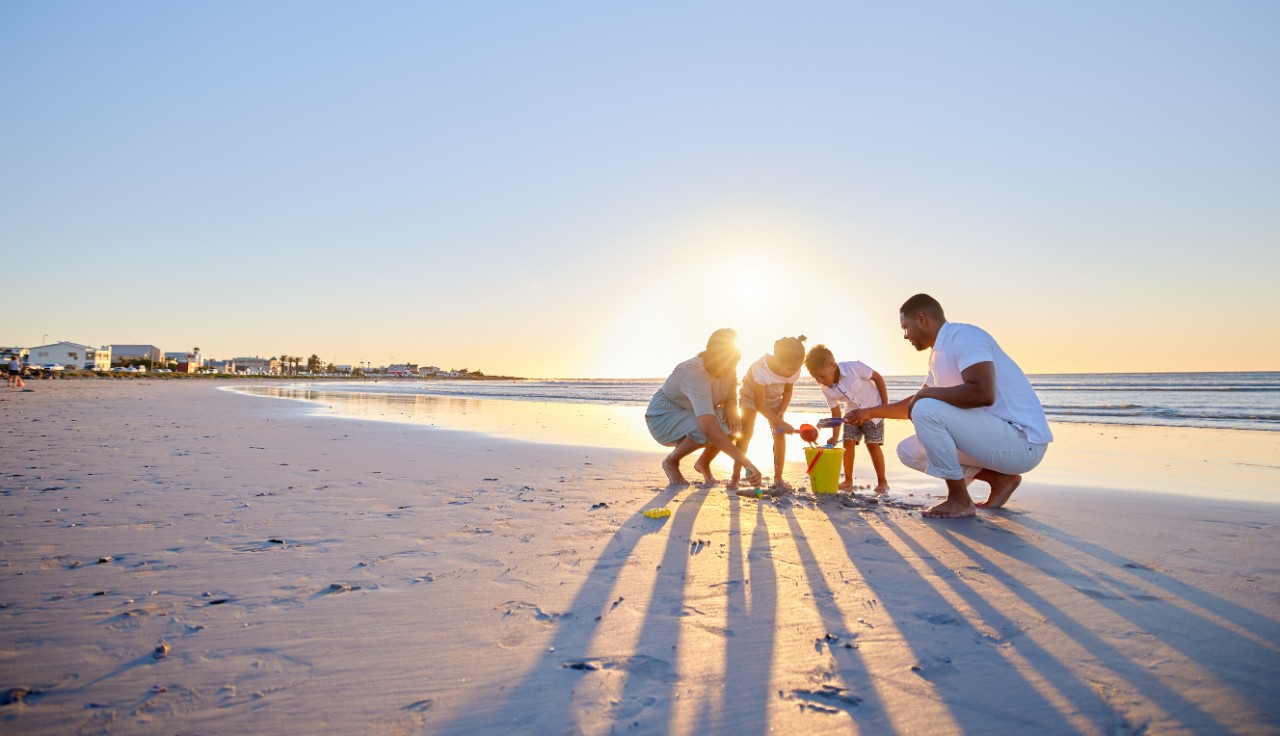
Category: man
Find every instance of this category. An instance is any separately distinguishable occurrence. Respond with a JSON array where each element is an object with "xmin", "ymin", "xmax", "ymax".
[{"xmin": 848, "ymin": 294, "xmax": 1052, "ymax": 518}]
